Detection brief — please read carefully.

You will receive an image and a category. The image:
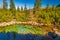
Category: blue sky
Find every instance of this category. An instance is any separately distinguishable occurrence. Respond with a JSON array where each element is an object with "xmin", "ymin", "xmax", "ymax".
[{"xmin": 0, "ymin": 0, "xmax": 60, "ymax": 9}]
